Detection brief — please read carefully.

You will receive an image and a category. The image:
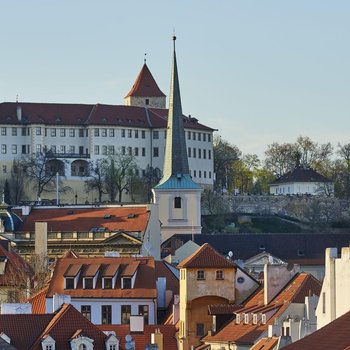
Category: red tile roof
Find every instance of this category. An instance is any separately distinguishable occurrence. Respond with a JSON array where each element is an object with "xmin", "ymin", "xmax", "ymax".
[
  {"xmin": 47, "ymin": 256, "xmax": 157, "ymax": 299},
  {"xmin": 0, "ymin": 244, "xmax": 31, "ymax": 287},
  {"xmin": 0, "ymin": 304, "xmax": 107, "ymax": 350},
  {"xmin": 16, "ymin": 206, "xmax": 150, "ymax": 233},
  {"xmin": 204, "ymin": 273, "xmax": 321, "ymax": 346},
  {"xmin": 282, "ymin": 309, "xmax": 350, "ymax": 350},
  {"xmin": 28, "ymin": 286, "xmax": 49, "ymax": 314},
  {"xmin": 177, "ymin": 243, "xmax": 236, "ymax": 269},
  {"xmin": 250, "ymin": 337, "xmax": 279, "ymax": 350},
  {"xmin": 98, "ymin": 324, "xmax": 178, "ymax": 350},
  {"xmin": 0, "ymin": 102, "xmax": 214, "ymax": 130},
  {"xmin": 208, "ymin": 304, "xmax": 243, "ymax": 315},
  {"xmin": 125, "ymin": 63, "xmax": 166, "ymax": 98}
]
